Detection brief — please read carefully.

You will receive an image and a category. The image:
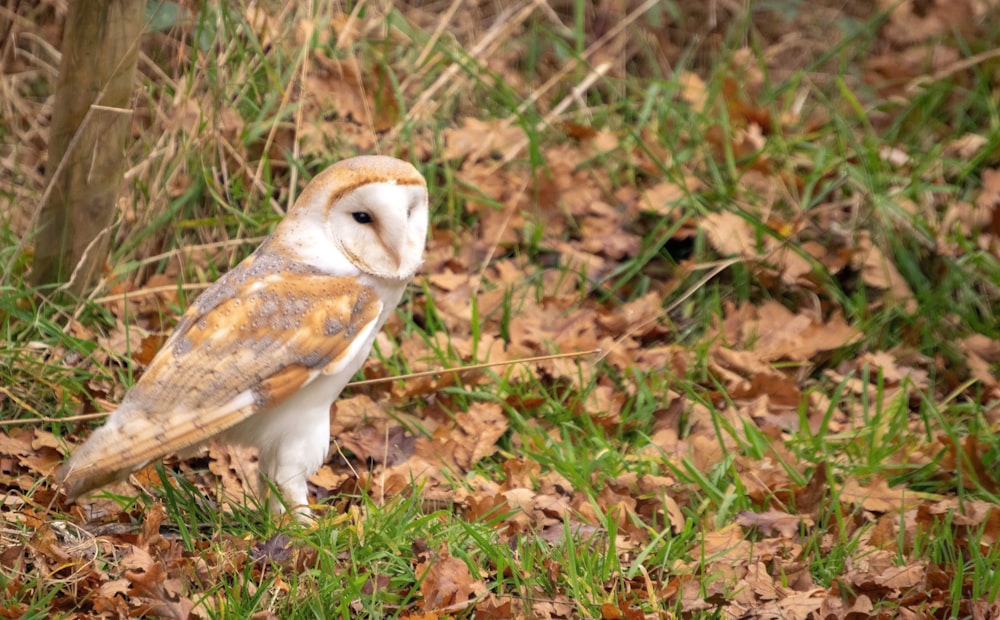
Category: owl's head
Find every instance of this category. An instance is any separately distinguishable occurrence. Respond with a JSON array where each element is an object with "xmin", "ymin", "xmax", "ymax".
[{"xmin": 280, "ymin": 156, "xmax": 429, "ymax": 280}]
